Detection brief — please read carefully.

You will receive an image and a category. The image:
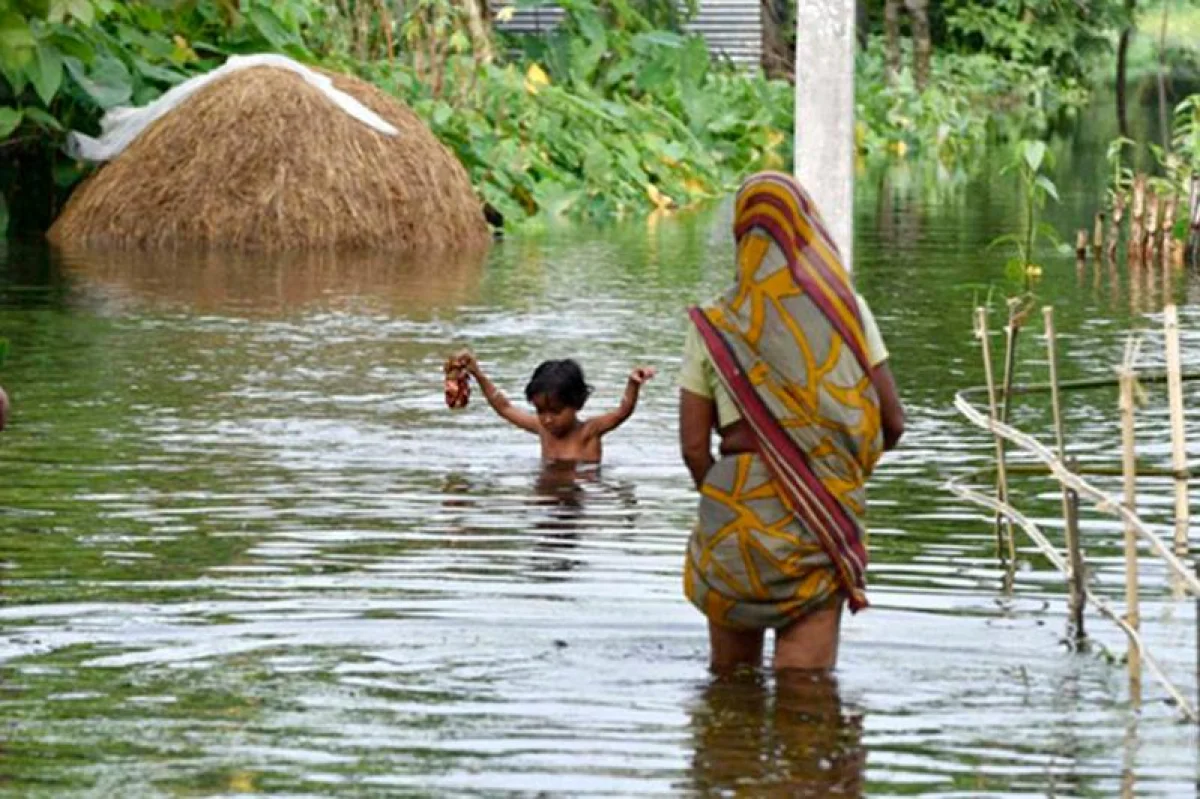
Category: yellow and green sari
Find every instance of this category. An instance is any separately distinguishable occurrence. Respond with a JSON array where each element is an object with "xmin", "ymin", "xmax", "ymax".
[{"xmin": 684, "ymin": 172, "xmax": 883, "ymax": 628}]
